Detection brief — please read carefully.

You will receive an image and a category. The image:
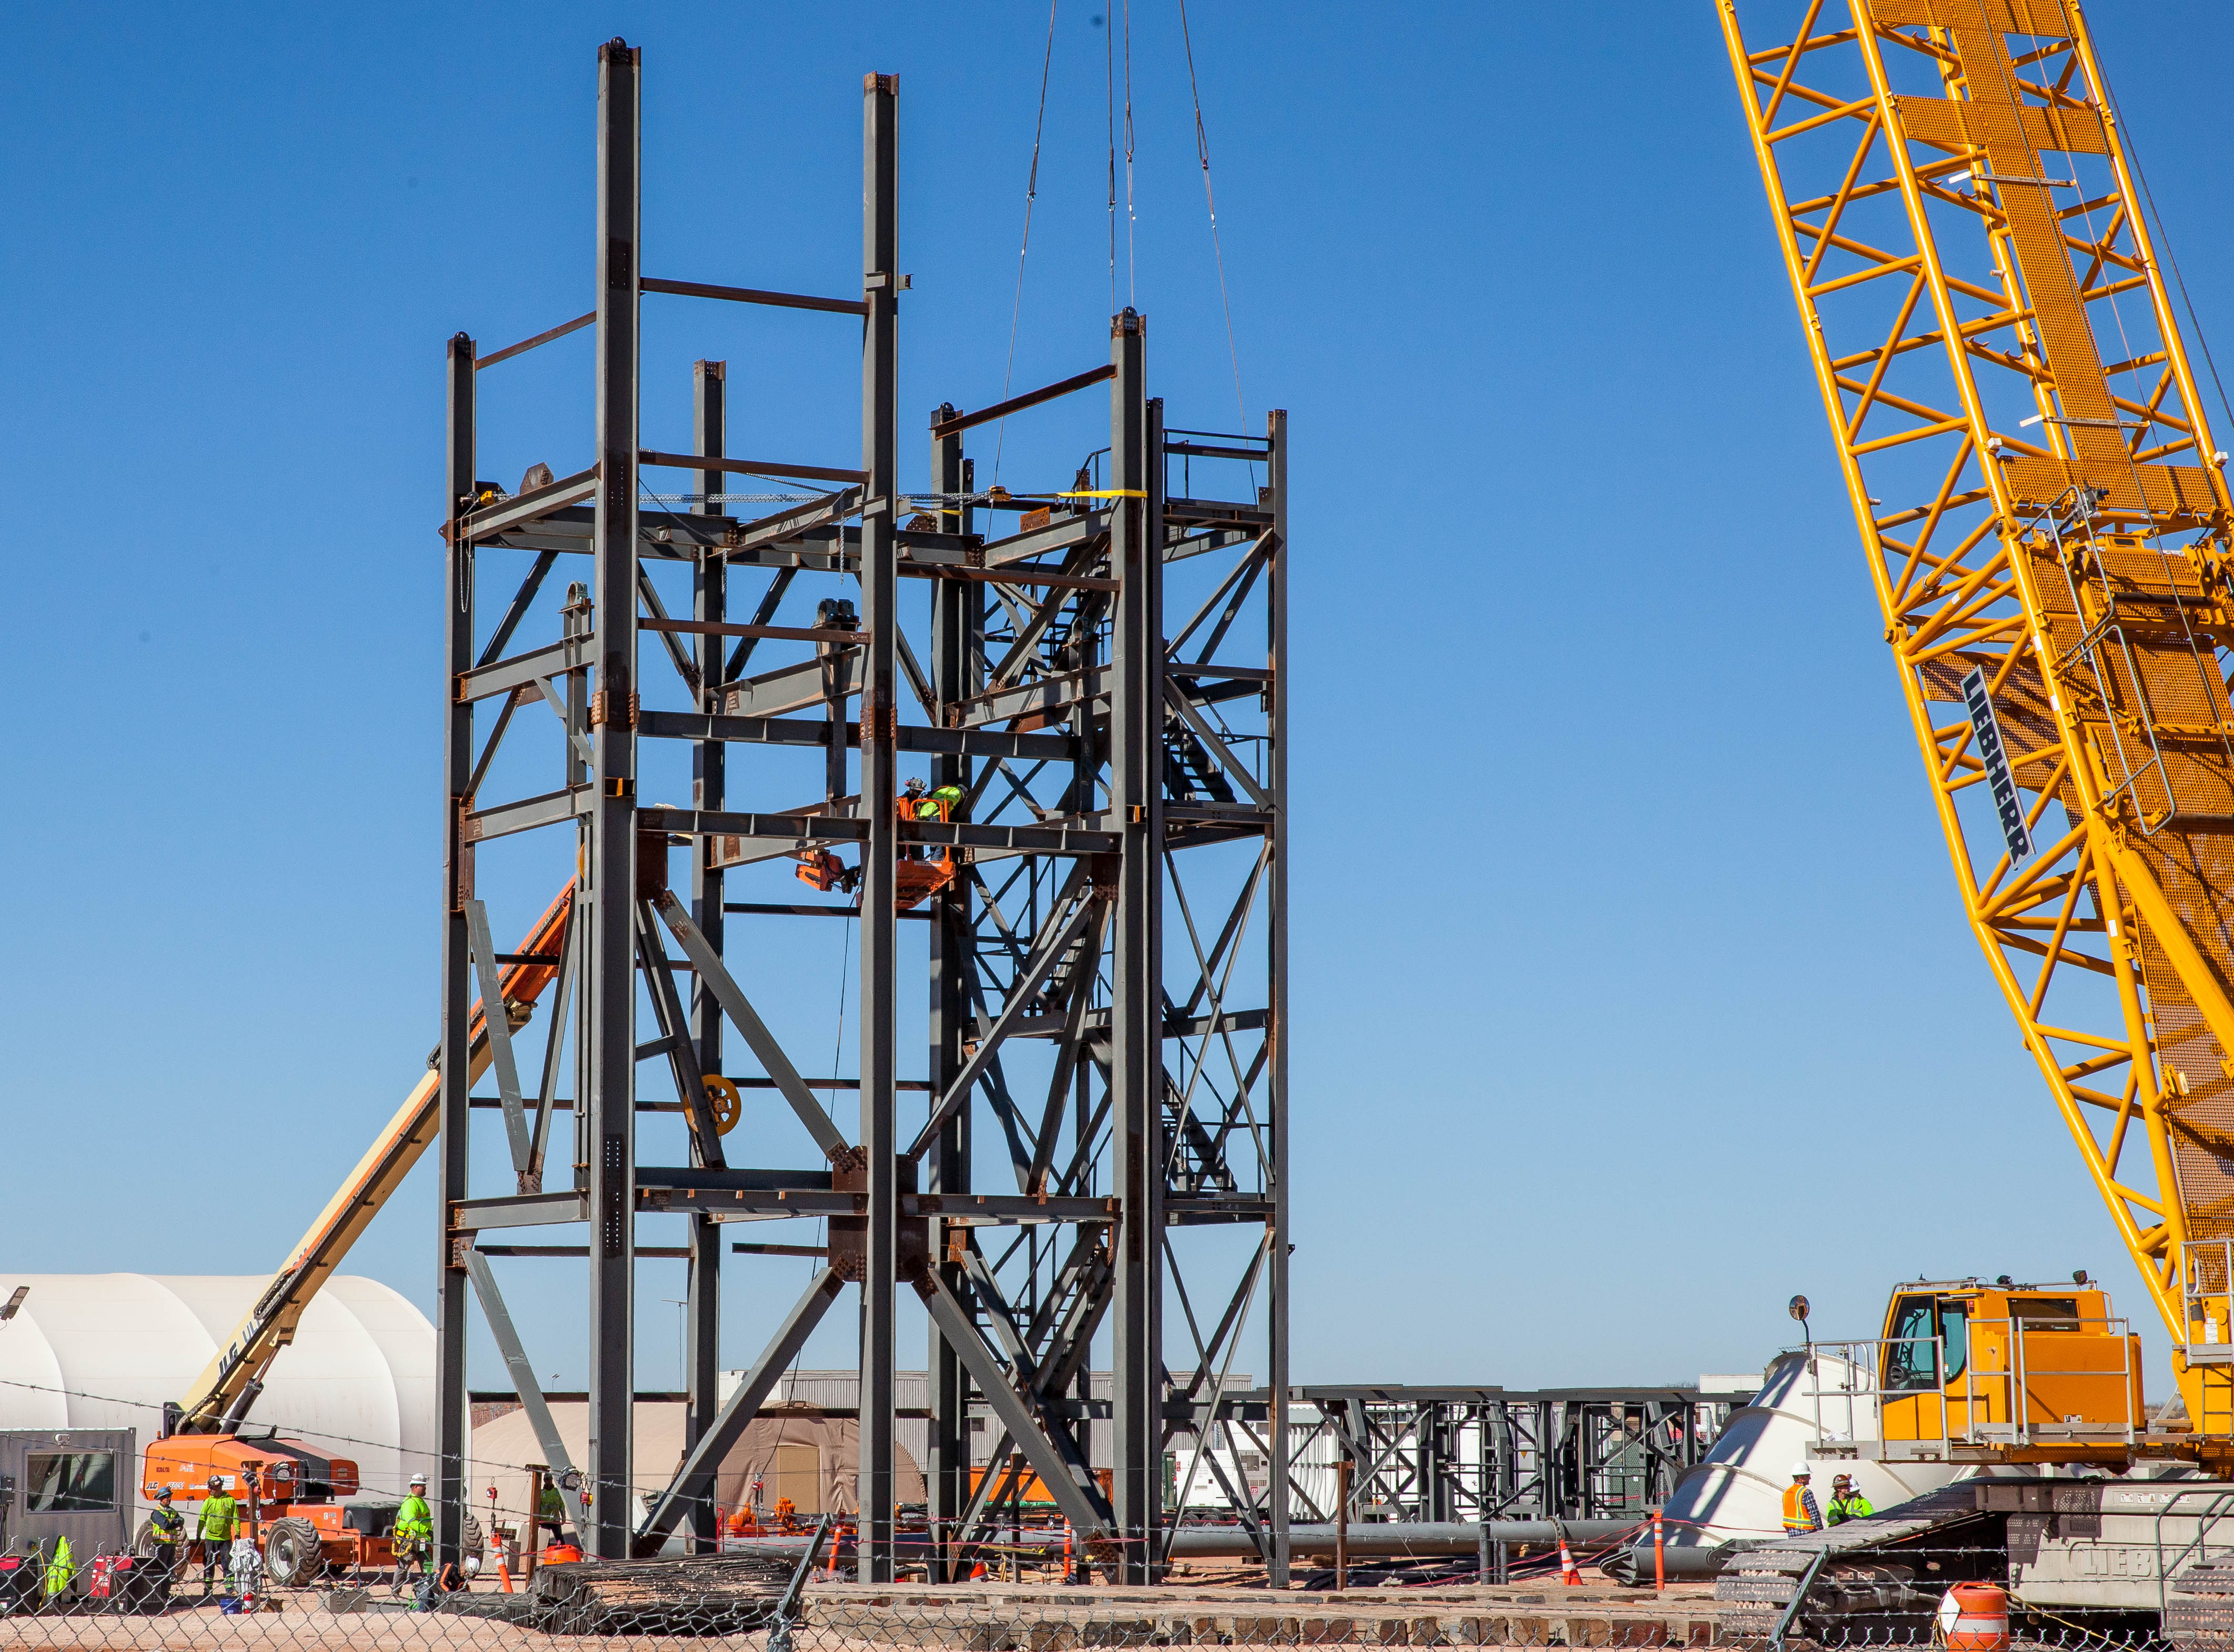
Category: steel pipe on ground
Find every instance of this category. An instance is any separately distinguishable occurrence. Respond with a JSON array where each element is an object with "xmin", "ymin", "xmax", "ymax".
[{"xmin": 1165, "ymin": 1521, "xmax": 1638, "ymax": 1558}]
